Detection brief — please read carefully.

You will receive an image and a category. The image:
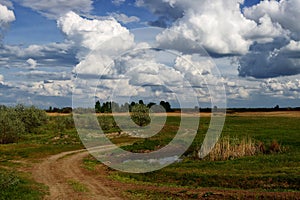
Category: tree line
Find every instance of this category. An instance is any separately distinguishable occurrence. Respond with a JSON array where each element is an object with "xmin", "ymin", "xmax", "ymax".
[
  {"xmin": 94, "ymin": 100, "xmax": 173, "ymax": 113},
  {"xmin": 46, "ymin": 103, "xmax": 300, "ymax": 114},
  {"xmin": 45, "ymin": 100, "xmax": 173, "ymax": 114}
]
